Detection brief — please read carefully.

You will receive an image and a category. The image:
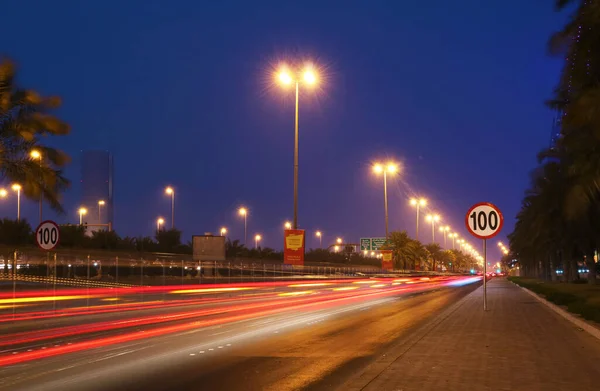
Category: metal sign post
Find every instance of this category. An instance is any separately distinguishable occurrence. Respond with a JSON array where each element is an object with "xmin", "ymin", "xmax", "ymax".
[{"xmin": 465, "ymin": 203, "xmax": 503, "ymax": 312}]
